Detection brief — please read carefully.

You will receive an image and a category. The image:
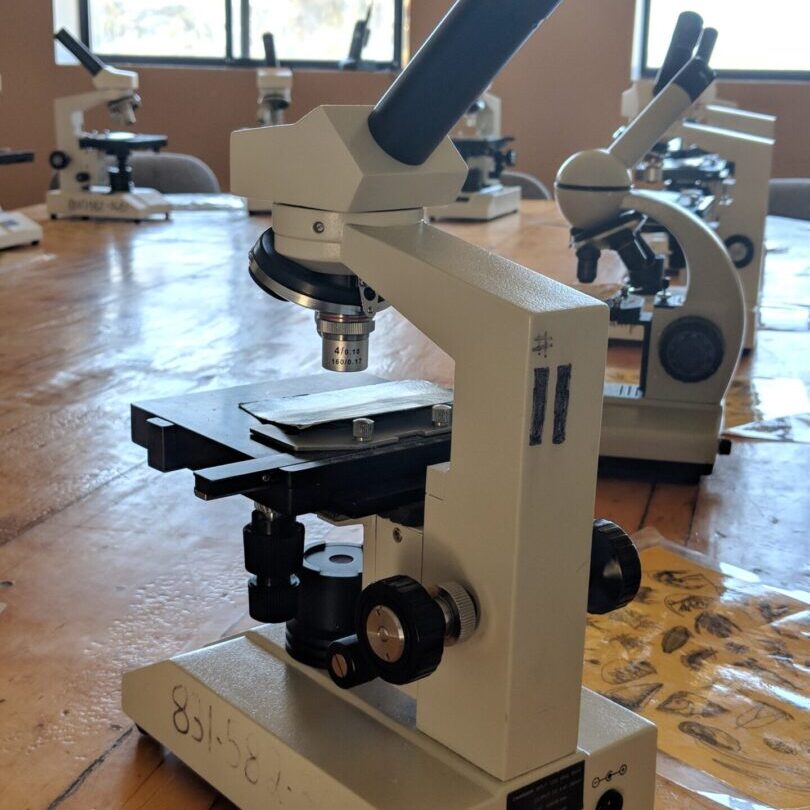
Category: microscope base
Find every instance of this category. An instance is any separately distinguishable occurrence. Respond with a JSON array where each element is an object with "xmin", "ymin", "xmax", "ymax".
[
  {"xmin": 428, "ymin": 184, "xmax": 521, "ymax": 221},
  {"xmin": 46, "ymin": 187, "xmax": 171, "ymax": 221},
  {"xmin": 601, "ymin": 387, "xmax": 723, "ymax": 481},
  {"xmin": 0, "ymin": 208, "xmax": 42, "ymax": 250},
  {"xmin": 123, "ymin": 625, "xmax": 656, "ymax": 810},
  {"xmin": 246, "ymin": 198, "xmax": 272, "ymax": 215}
]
